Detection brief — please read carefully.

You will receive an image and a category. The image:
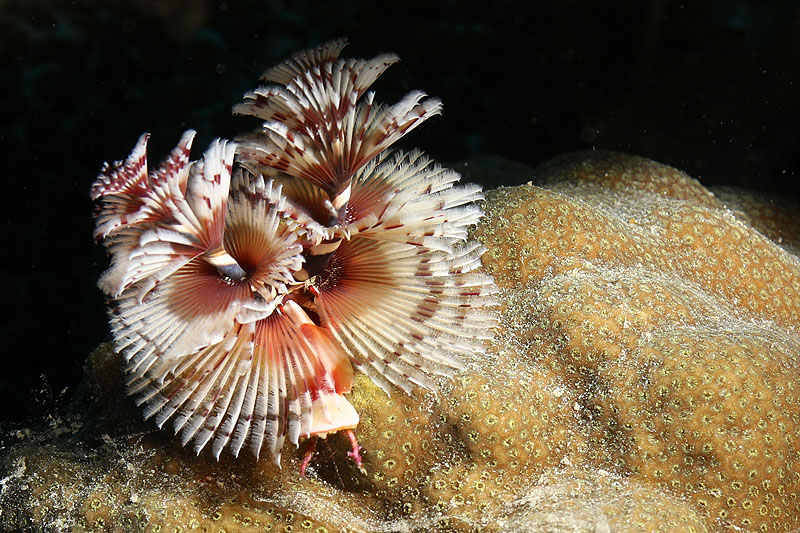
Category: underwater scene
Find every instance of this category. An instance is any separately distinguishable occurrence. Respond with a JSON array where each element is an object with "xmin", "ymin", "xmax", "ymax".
[{"xmin": 1, "ymin": 1, "xmax": 800, "ymax": 531}]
